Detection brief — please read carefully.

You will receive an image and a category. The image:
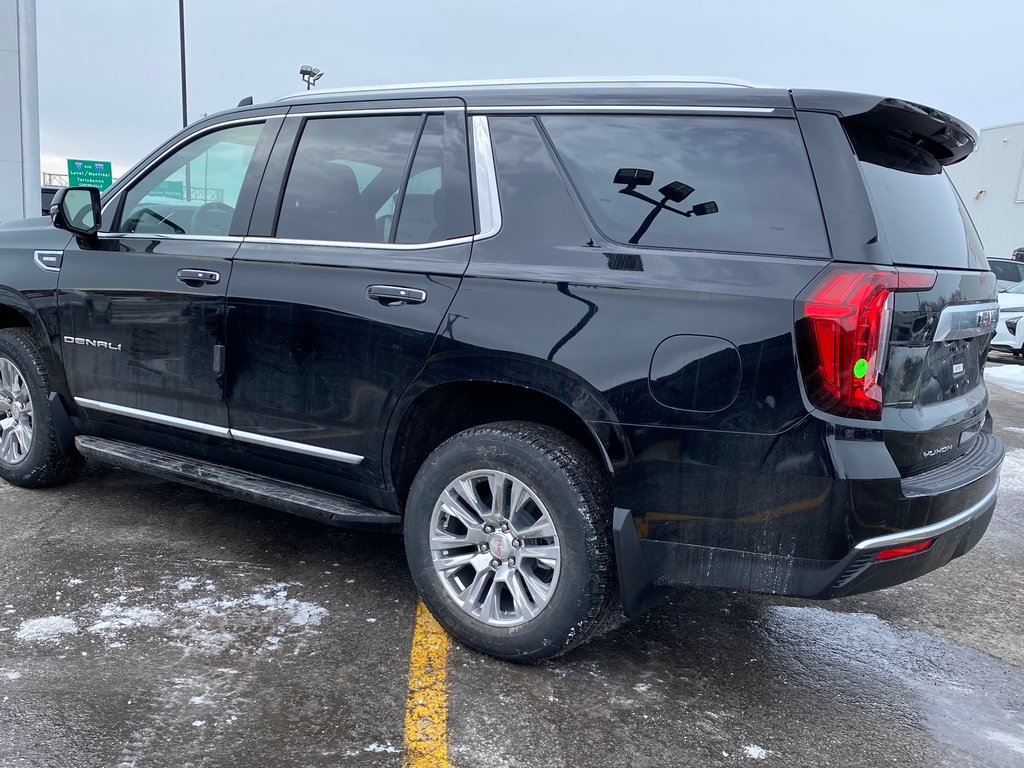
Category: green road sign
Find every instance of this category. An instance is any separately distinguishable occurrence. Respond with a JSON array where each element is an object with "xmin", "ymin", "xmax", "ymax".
[
  {"xmin": 151, "ymin": 180, "xmax": 185, "ymax": 200},
  {"xmin": 67, "ymin": 159, "xmax": 113, "ymax": 190}
]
